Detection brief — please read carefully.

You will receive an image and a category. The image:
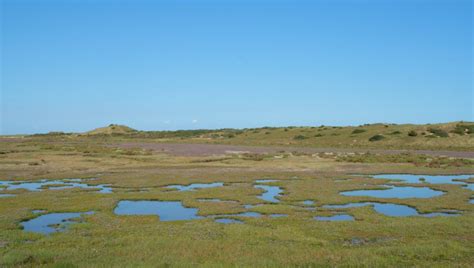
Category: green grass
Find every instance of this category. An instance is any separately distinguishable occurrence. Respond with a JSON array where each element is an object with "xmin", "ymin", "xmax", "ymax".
[{"xmin": 335, "ymin": 152, "xmax": 473, "ymax": 168}]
